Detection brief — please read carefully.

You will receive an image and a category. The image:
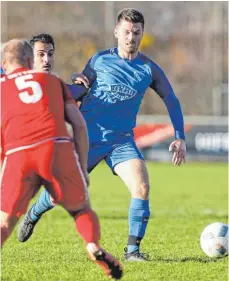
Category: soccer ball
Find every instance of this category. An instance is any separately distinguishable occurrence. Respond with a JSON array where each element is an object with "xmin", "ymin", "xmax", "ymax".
[{"xmin": 200, "ymin": 222, "xmax": 228, "ymax": 258}]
